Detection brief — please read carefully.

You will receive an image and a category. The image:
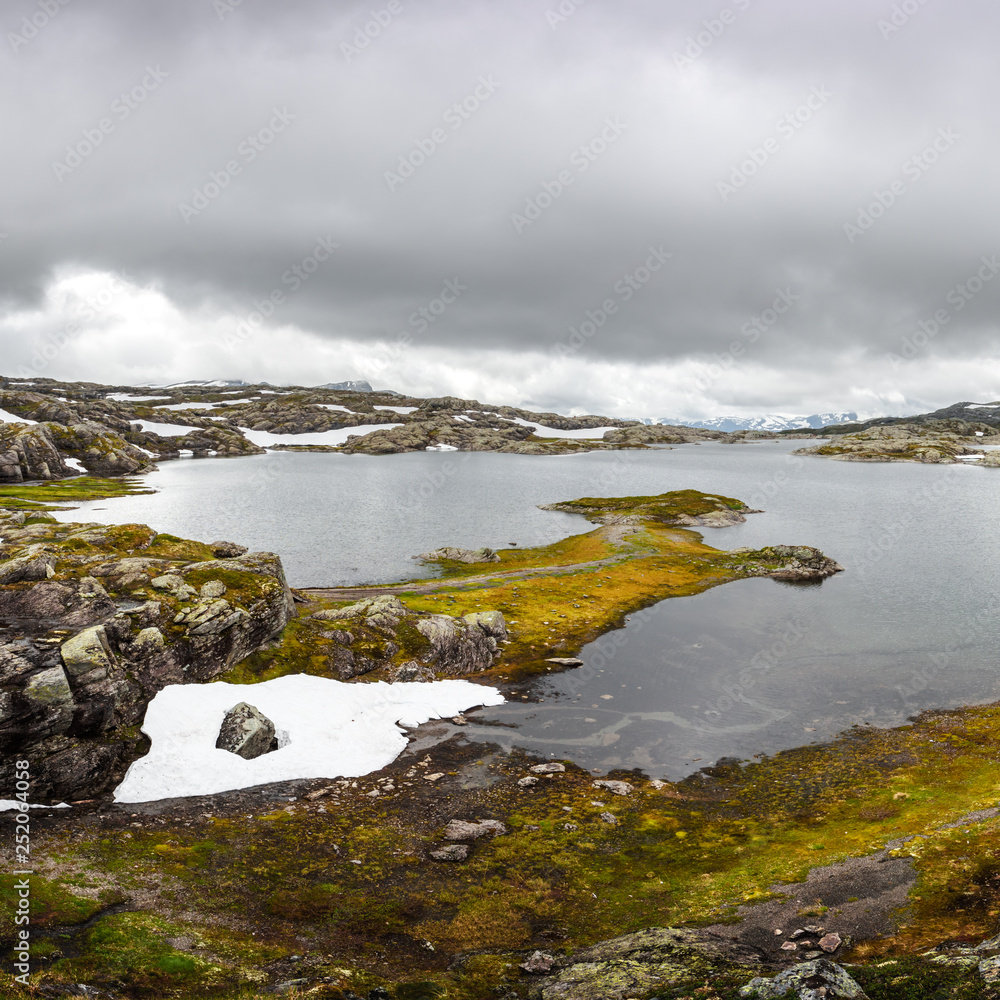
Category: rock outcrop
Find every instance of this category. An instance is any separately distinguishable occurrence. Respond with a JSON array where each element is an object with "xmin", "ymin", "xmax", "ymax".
[
  {"xmin": 0, "ymin": 511, "xmax": 296, "ymax": 800},
  {"xmin": 795, "ymin": 423, "xmax": 994, "ymax": 464},
  {"xmin": 528, "ymin": 926, "xmax": 764, "ymax": 1000},
  {"xmin": 309, "ymin": 595, "xmax": 507, "ymax": 679},
  {"xmin": 728, "ymin": 545, "xmax": 845, "ymax": 581}
]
